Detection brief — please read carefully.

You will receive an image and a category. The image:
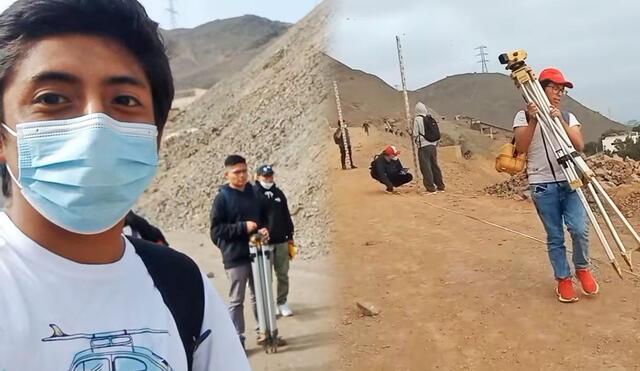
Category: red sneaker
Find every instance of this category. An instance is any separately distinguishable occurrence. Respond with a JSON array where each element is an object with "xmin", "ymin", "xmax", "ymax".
[
  {"xmin": 576, "ymin": 269, "xmax": 599, "ymax": 295},
  {"xmin": 556, "ymin": 278, "xmax": 579, "ymax": 303}
]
